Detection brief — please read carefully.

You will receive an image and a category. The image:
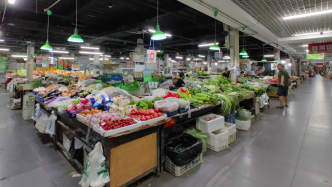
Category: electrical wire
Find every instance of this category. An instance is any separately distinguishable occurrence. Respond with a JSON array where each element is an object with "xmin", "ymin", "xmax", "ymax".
[
  {"xmin": 76, "ymin": 0, "xmax": 77, "ymax": 29},
  {"xmin": 1, "ymin": 1, "xmax": 7, "ymax": 27},
  {"xmin": 157, "ymin": 0, "xmax": 159, "ymax": 24}
]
